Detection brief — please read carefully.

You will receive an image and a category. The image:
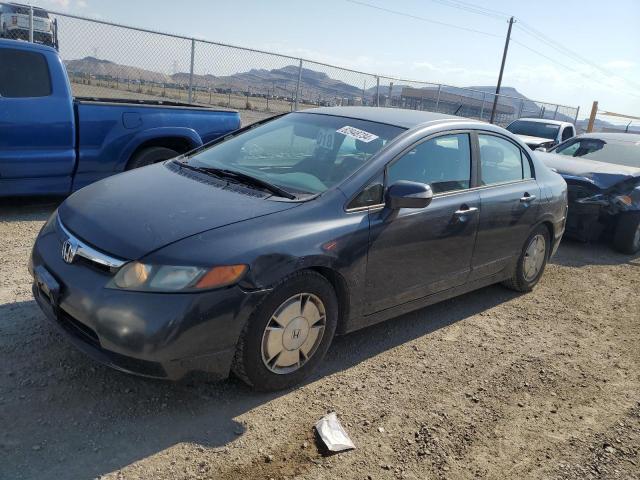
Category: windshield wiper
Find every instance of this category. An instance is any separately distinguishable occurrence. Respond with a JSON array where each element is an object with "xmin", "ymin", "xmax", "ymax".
[{"xmin": 177, "ymin": 162, "xmax": 296, "ymax": 200}]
